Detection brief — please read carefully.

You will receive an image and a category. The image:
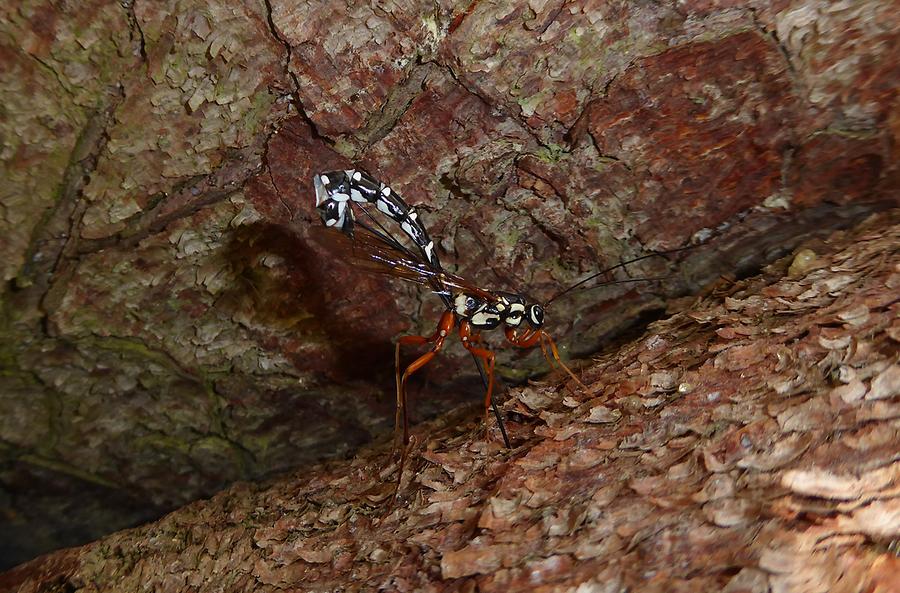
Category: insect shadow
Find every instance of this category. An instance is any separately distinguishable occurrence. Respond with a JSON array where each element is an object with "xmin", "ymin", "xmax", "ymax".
[{"xmin": 220, "ymin": 221, "xmax": 399, "ymax": 386}]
